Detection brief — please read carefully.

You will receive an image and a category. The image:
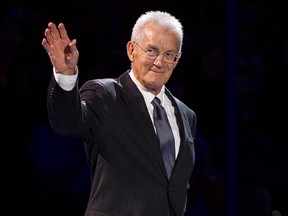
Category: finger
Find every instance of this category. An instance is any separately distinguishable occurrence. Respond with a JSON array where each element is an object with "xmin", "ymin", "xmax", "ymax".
[
  {"xmin": 41, "ymin": 38, "xmax": 50, "ymax": 51},
  {"xmin": 67, "ymin": 39, "xmax": 79, "ymax": 62},
  {"xmin": 48, "ymin": 22, "xmax": 61, "ymax": 40},
  {"xmin": 69, "ymin": 39, "xmax": 77, "ymax": 53},
  {"xmin": 43, "ymin": 27, "xmax": 53, "ymax": 45},
  {"xmin": 58, "ymin": 23, "xmax": 70, "ymax": 41}
]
